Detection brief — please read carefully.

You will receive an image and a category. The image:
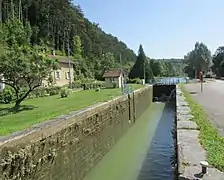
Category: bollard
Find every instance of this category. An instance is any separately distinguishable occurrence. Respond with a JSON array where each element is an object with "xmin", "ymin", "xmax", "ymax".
[{"xmin": 200, "ymin": 161, "xmax": 209, "ymax": 174}]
